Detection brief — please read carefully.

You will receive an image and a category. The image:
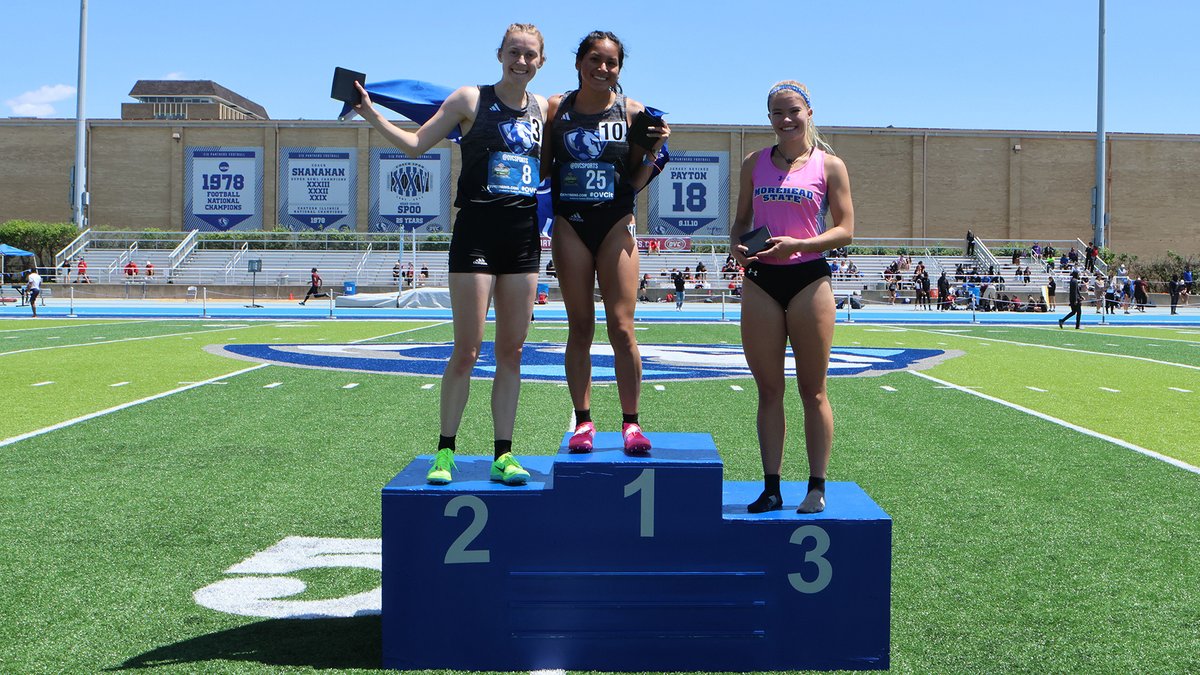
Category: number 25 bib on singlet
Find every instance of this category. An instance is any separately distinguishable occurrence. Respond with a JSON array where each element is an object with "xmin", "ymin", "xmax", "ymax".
[
  {"xmin": 558, "ymin": 161, "xmax": 615, "ymax": 202},
  {"xmin": 487, "ymin": 152, "xmax": 539, "ymax": 196}
]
